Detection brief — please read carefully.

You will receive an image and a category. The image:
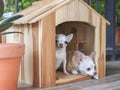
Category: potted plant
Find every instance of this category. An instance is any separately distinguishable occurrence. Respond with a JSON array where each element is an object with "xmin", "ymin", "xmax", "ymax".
[{"xmin": 0, "ymin": 1, "xmax": 24, "ymax": 90}]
